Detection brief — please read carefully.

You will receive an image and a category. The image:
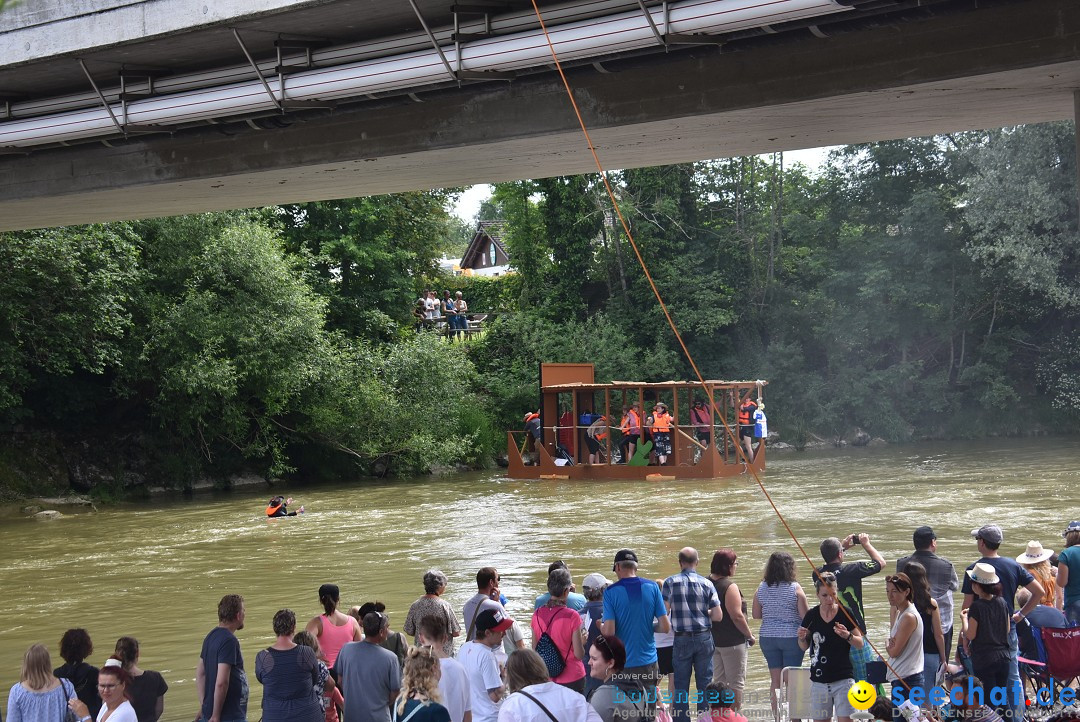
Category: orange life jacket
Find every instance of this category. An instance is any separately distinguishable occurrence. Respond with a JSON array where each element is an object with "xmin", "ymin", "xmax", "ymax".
[
  {"xmin": 651, "ymin": 411, "xmax": 672, "ymax": 432},
  {"xmin": 266, "ymin": 503, "xmax": 283, "ymax": 517},
  {"xmin": 738, "ymin": 400, "xmax": 757, "ymax": 426},
  {"xmin": 620, "ymin": 409, "xmax": 640, "ymax": 434},
  {"xmin": 524, "ymin": 412, "xmax": 540, "ymax": 424}
]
